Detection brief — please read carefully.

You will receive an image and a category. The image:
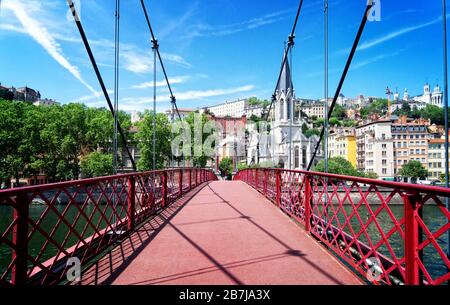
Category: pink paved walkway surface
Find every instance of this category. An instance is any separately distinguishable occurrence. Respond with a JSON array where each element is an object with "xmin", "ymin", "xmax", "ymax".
[{"xmin": 81, "ymin": 181, "xmax": 362, "ymax": 285}]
